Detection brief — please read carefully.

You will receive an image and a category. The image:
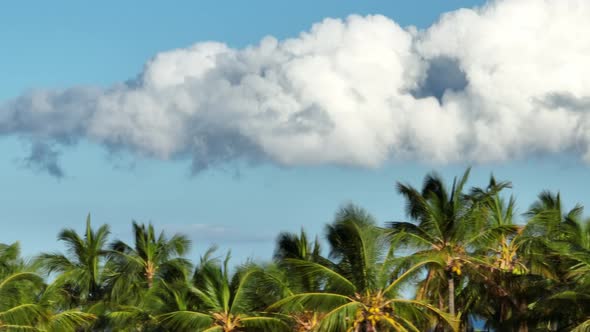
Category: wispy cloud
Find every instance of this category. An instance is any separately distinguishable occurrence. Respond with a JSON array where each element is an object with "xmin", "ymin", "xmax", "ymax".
[
  {"xmin": 22, "ymin": 142, "xmax": 64, "ymax": 178},
  {"xmin": 164, "ymin": 223, "xmax": 275, "ymax": 244},
  {"xmin": 2, "ymin": 0, "xmax": 590, "ymax": 177}
]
